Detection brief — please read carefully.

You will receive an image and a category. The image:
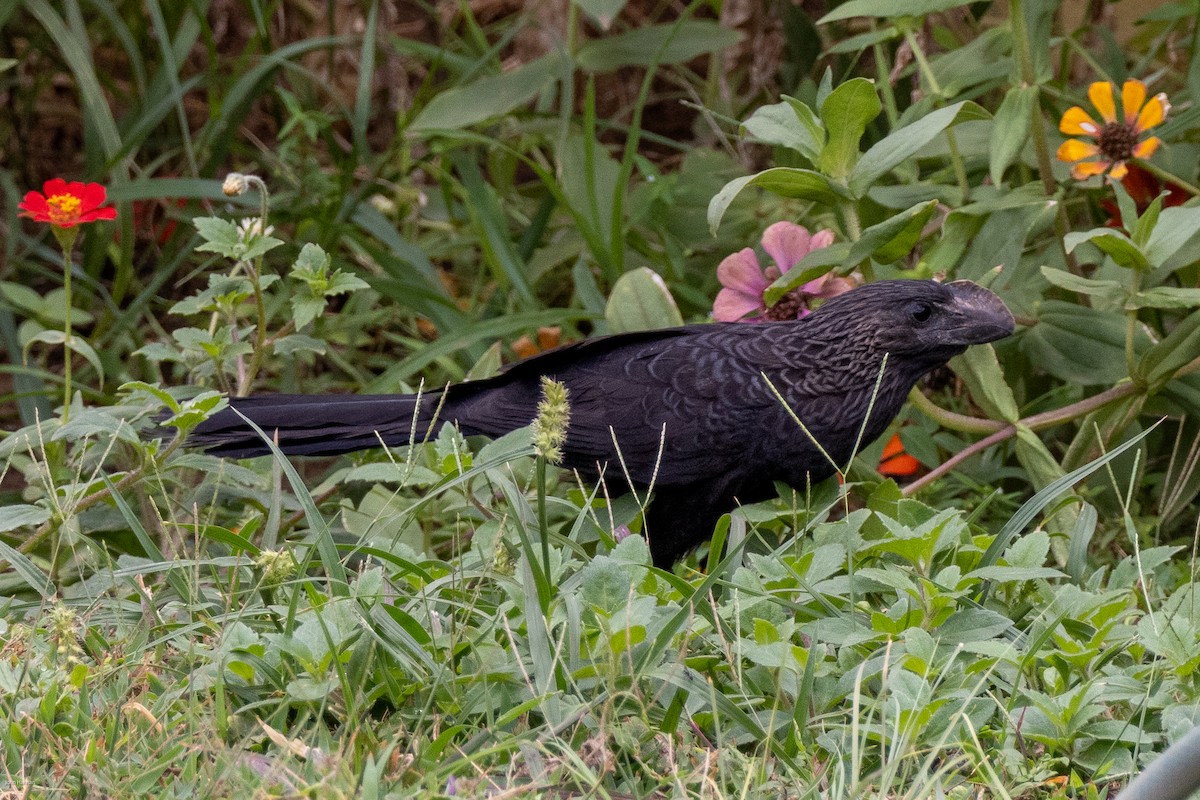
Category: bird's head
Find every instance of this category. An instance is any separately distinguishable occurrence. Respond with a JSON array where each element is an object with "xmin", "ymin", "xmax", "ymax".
[{"xmin": 812, "ymin": 279, "xmax": 1015, "ymax": 369}]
